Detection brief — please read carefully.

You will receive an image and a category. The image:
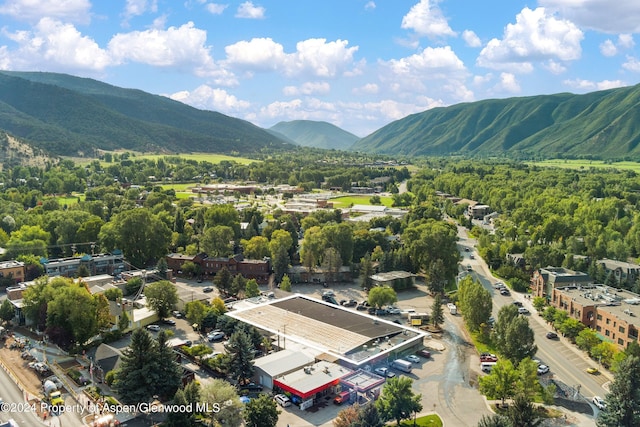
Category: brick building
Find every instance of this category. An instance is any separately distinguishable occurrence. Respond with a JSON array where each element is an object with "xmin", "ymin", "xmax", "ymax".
[
  {"xmin": 0, "ymin": 260, "xmax": 25, "ymax": 285},
  {"xmin": 165, "ymin": 253, "xmax": 271, "ymax": 284},
  {"xmin": 531, "ymin": 267, "xmax": 592, "ymax": 300}
]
